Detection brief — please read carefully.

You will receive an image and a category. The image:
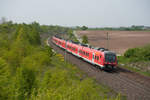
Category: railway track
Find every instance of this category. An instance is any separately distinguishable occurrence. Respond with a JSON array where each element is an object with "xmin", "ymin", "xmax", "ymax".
[{"xmin": 47, "ymin": 37, "xmax": 150, "ymax": 100}]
